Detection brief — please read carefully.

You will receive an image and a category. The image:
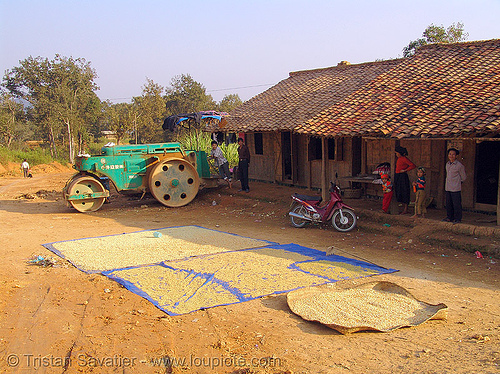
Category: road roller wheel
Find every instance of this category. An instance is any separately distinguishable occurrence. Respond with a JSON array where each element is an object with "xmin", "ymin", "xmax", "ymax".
[
  {"xmin": 65, "ymin": 175, "xmax": 107, "ymax": 212},
  {"xmin": 149, "ymin": 158, "xmax": 200, "ymax": 207}
]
